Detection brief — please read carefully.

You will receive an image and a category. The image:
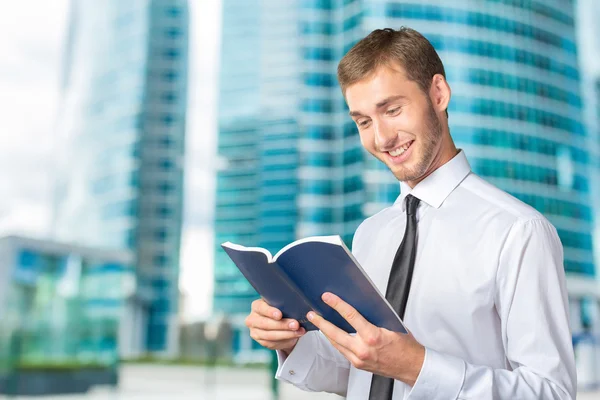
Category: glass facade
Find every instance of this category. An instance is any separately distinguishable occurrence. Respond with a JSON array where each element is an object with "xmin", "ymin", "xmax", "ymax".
[
  {"xmin": 53, "ymin": 0, "xmax": 189, "ymax": 355},
  {"xmin": 214, "ymin": 0, "xmax": 598, "ymax": 360},
  {"xmin": 296, "ymin": 0, "xmax": 595, "ymax": 269},
  {"xmin": 0, "ymin": 236, "xmax": 134, "ymax": 372},
  {"xmin": 593, "ymin": 78, "xmax": 600, "ymax": 273},
  {"xmin": 213, "ymin": 0, "xmax": 262, "ymax": 319},
  {"xmin": 358, "ymin": 0, "xmax": 595, "ymax": 280},
  {"xmin": 214, "ymin": 0, "xmax": 301, "ymax": 361},
  {"xmin": 296, "ymin": 0, "xmax": 365, "ymax": 246}
]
